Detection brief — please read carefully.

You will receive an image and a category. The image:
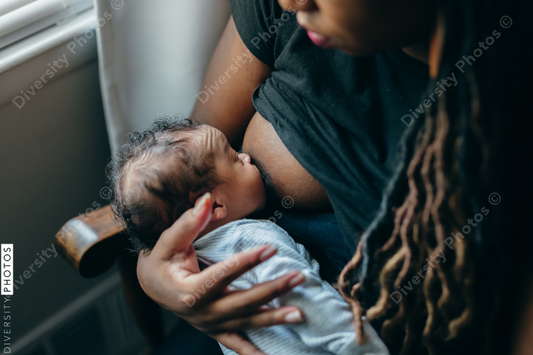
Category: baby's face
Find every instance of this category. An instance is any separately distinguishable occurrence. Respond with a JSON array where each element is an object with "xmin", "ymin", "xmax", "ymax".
[{"xmin": 198, "ymin": 125, "xmax": 266, "ymax": 219}]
